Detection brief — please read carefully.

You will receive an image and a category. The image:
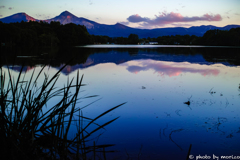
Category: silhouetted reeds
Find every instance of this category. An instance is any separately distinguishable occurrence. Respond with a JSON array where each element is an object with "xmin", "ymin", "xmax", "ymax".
[{"xmin": 0, "ymin": 64, "xmax": 125, "ymax": 160}]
